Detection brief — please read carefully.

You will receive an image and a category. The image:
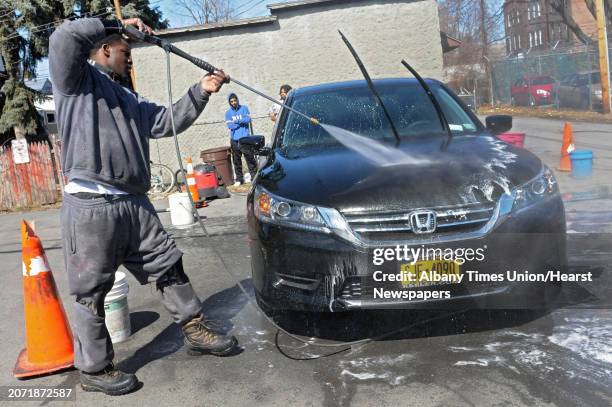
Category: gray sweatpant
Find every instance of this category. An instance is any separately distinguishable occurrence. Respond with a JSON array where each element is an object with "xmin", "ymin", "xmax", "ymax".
[{"xmin": 61, "ymin": 193, "xmax": 202, "ymax": 373}]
